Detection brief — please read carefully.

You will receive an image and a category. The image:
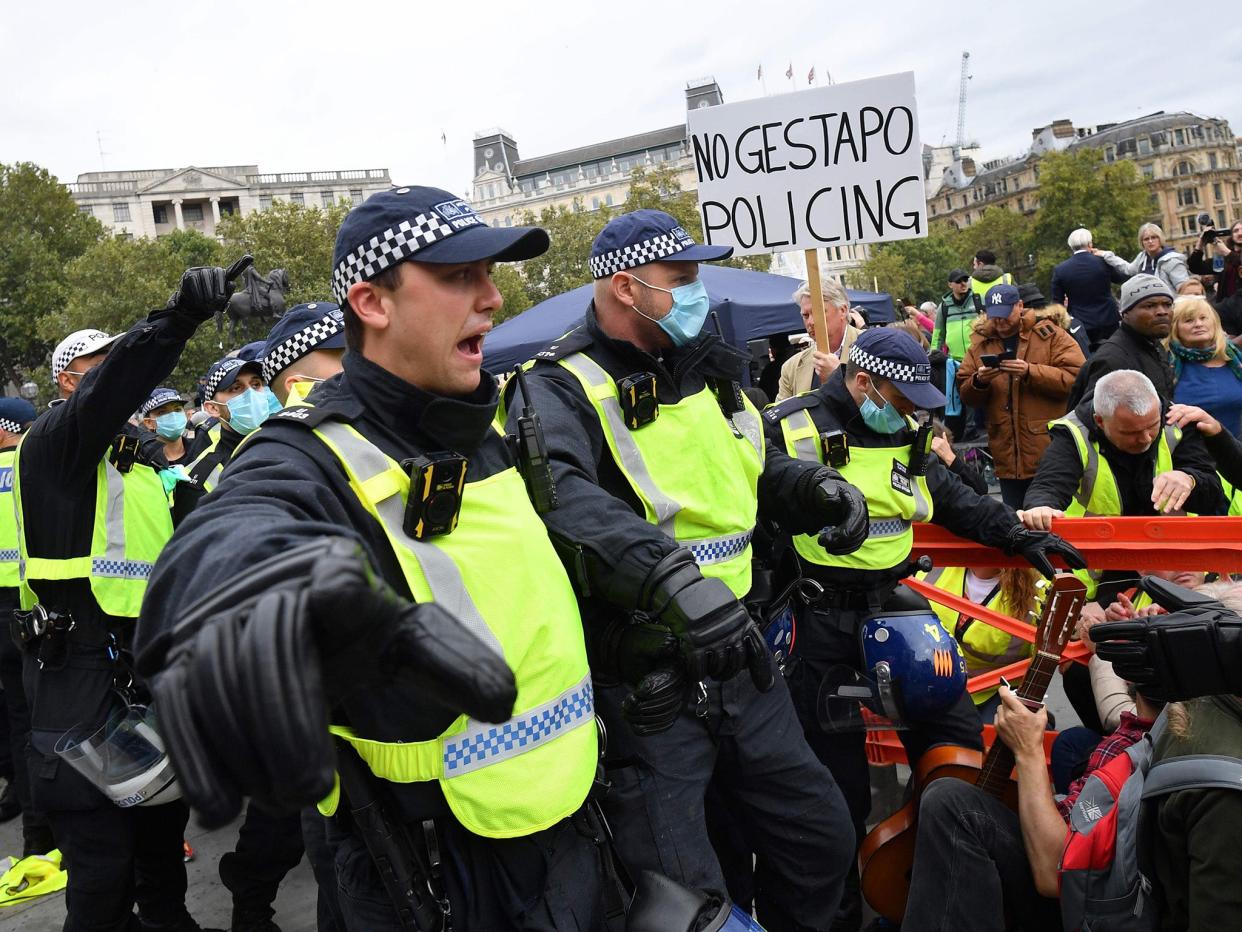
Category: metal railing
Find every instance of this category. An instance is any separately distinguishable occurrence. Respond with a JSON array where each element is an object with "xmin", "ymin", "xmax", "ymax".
[{"xmin": 246, "ymin": 169, "xmax": 389, "ymax": 185}]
